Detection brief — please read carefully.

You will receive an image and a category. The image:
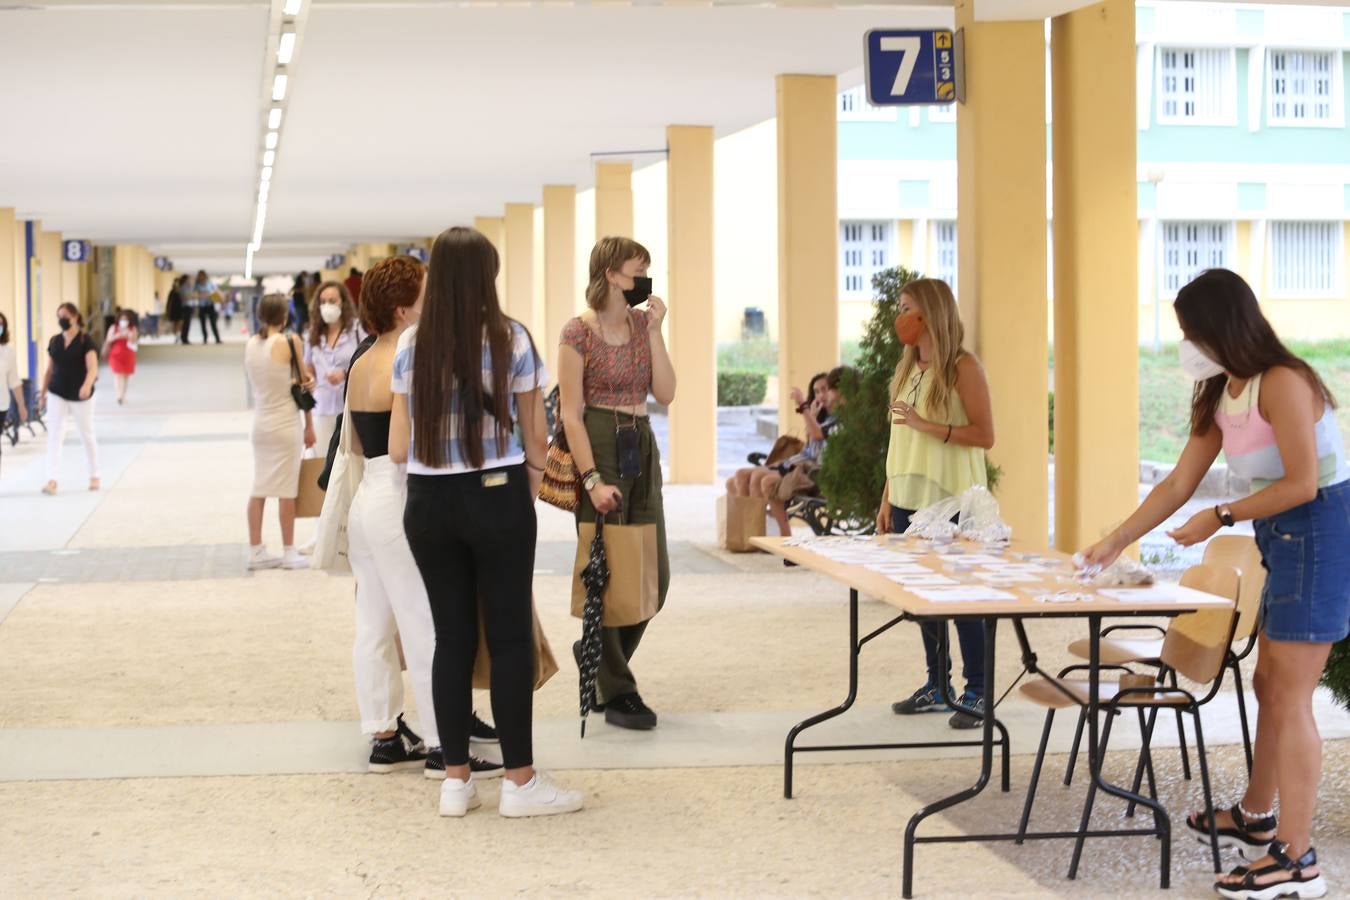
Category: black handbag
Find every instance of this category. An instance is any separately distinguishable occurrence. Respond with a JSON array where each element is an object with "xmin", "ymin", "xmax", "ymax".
[{"xmin": 285, "ymin": 333, "xmax": 317, "ymax": 412}]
